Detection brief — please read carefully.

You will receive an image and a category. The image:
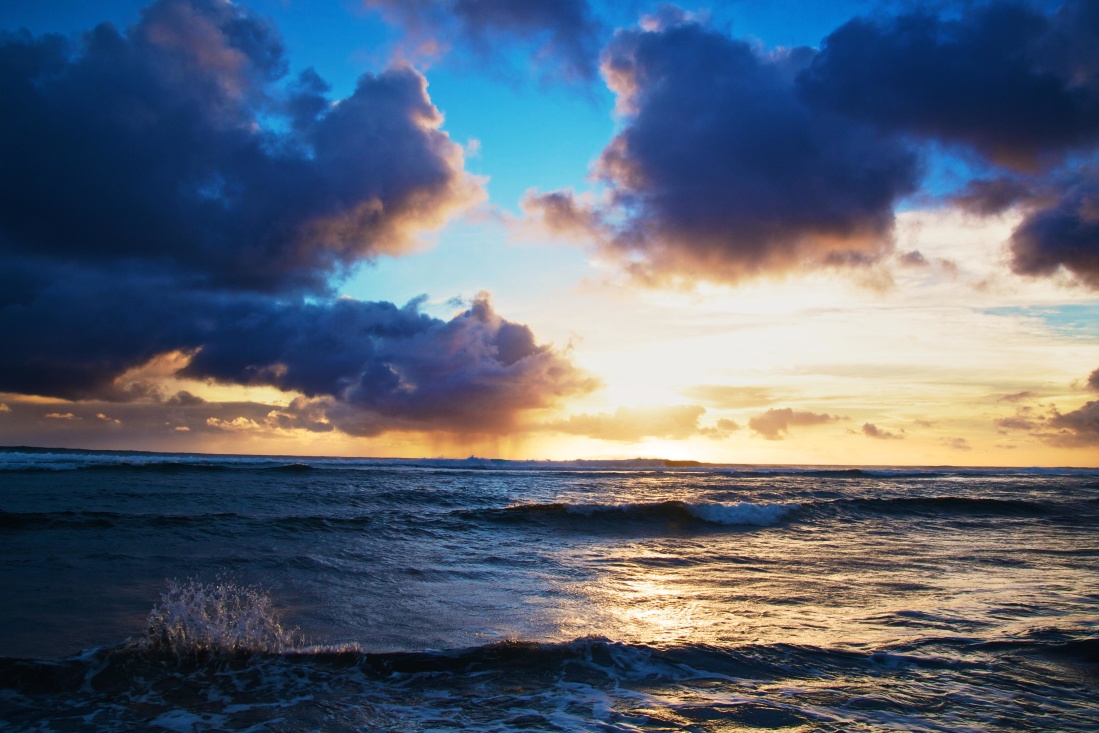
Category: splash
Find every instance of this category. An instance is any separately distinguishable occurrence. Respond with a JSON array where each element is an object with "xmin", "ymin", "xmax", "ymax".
[{"xmin": 141, "ymin": 578, "xmax": 299, "ymax": 658}]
